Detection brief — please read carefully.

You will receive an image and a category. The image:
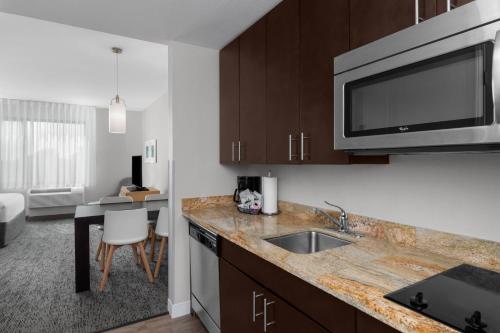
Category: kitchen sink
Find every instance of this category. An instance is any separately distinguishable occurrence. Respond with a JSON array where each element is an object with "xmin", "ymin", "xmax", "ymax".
[{"xmin": 264, "ymin": 231, "xmax": 351, "ymax": 254}]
